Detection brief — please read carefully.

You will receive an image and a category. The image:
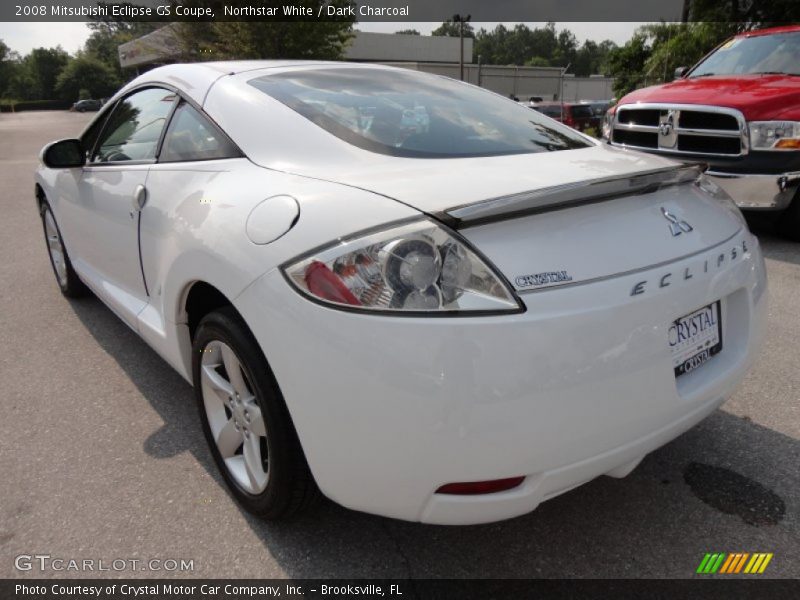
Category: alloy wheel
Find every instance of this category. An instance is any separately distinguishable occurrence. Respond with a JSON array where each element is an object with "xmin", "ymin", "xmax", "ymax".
[{"xmin": 200, "ymin": 340, "xmax": 270, "ymax": 494}]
